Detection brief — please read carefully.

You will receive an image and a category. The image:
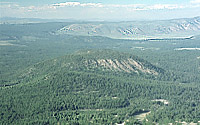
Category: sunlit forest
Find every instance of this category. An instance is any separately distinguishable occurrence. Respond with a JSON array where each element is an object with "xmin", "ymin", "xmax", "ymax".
[{"xmin": 0, "ymin": 17, "xmax": 200, "ymax": 124}]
